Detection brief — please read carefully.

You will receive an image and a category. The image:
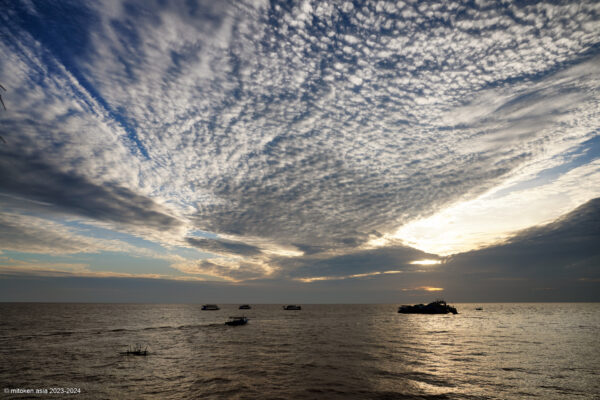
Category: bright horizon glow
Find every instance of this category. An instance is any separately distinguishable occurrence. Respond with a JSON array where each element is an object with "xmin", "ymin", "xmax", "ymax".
[
  {"xmin": 409, "ymin": 259, "xmax": 442, "ymax": 266},
  {"xmin": 402, "ymin": 286, "xmax": 444, "ymax": 292},
  {"xmin": 296, "ymin": 270, "xmax": 404, "ymax": 283}
]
